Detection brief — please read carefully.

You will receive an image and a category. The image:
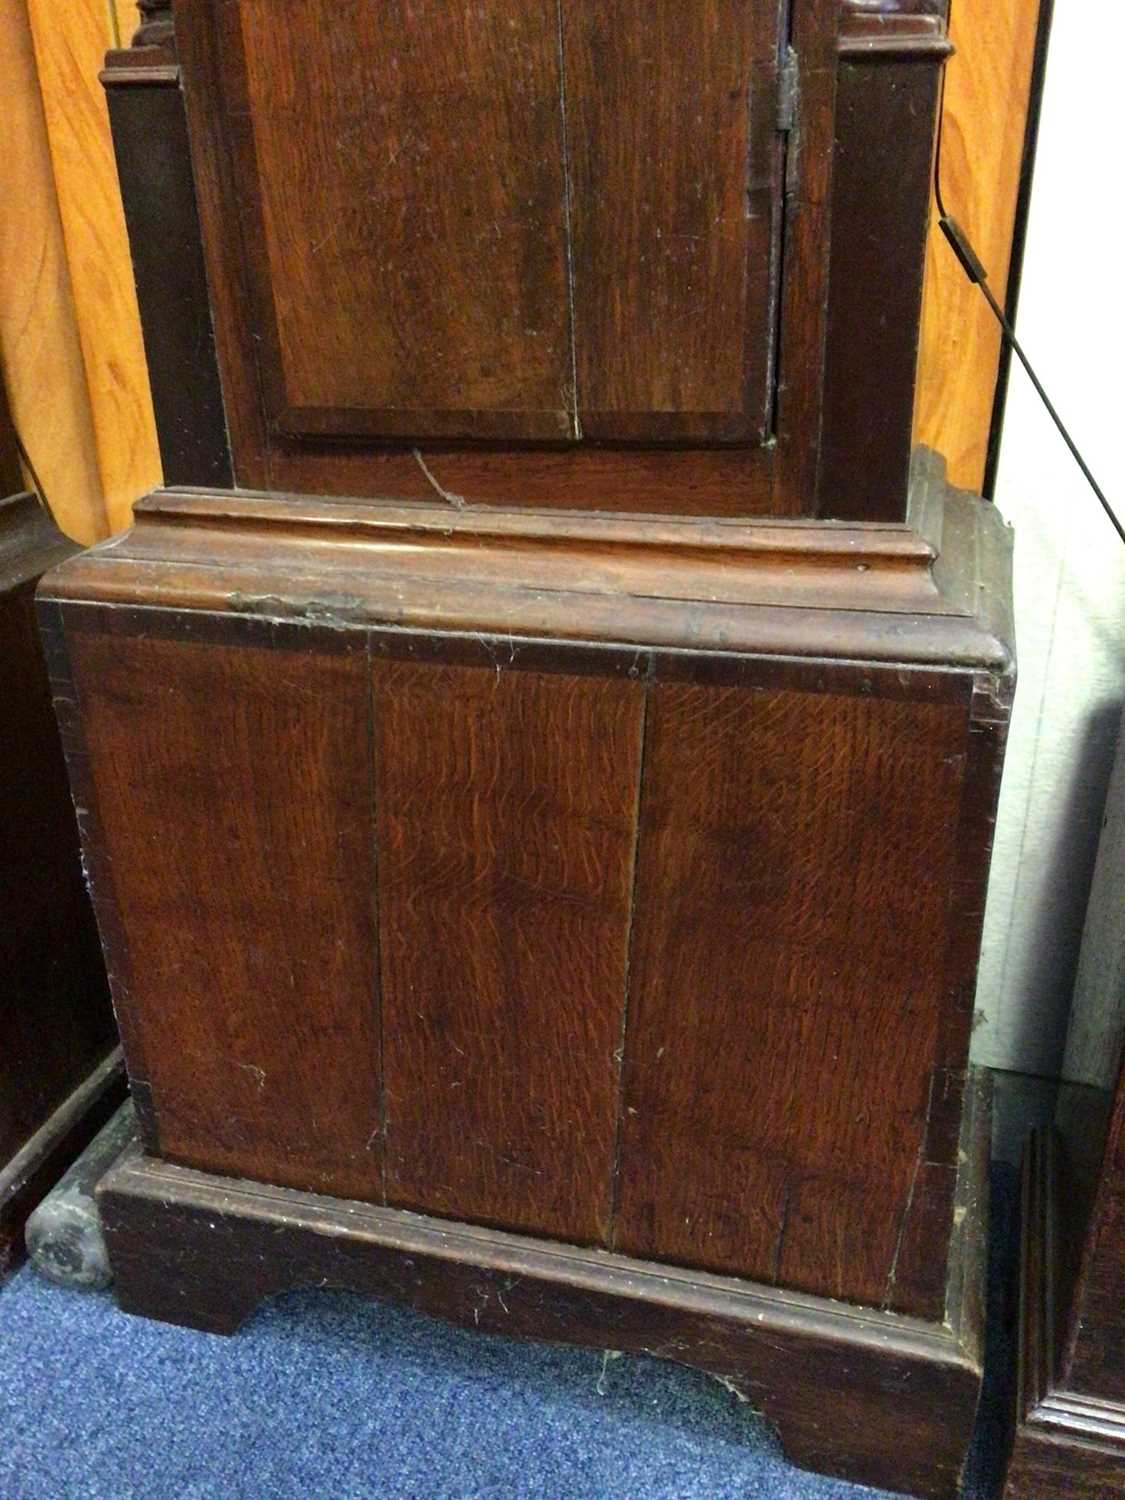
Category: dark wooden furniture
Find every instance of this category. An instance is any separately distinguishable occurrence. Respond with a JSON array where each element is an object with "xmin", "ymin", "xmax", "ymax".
[
  {"xmin": 41, "ymin": 3, "xmax": 1013, "ymax": 1495},
  {"xmin": 0, "ymin": 390, "xmax": 124, "ymax": 1278},
  {"xmin": 1005, "ymin": 731, "xmax": 1125, "ymax": 1497}
]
